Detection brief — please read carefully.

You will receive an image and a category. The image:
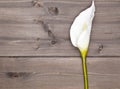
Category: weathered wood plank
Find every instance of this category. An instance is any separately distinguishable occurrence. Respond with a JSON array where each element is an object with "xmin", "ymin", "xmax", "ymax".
[
  {"xmin": 43, "ymin": 0, "xmax": 120, "ymax": 8},
  {"xmin": 39, "ymin": 14, "xmax": 120, "ymax": 24},
  {"xmin": 0, "ymin": 1, "xmax": 119, "ymax": 24},
  {"xmin": 0, "ymin": 0, "xmax": 119, "ymax": 89},
  {"xmin": 0, "ymin": 12, "xmax": 119, "ymax": 24},
  {"xmin": 0, "ymin": 57, "xmax": 120, "ymax": 89},
  {"xmin": 0, "ymin": 39, "xmax": 119, "ymax": 56},
  {"xmin": 0, "ymin": 0, "xmax": 119, "ymax": 56},
  {"xmin": 0, "ymin": 6, "xmax": 119, "ymax": 24},
  {"xmin": 0, "ymin": 24, "xmax": 48, "ymax": 39},
  {"xmin": 0, "ymin": 8, "xmax": 45, "ymax": 24},
  {"xmin": 0, "ymin": 24, "xmax": 119, "ymax": 40},
  {"xmin": 0, "ymin": 72, "xmax": 120, "ymax": 89},
  {"xmin": 0, "ymin": 1, "xmax": 33, "ymax": 8},
  {"xmin": 0, "ymin": 8, "xmax": 45, "ymax": 16},
  {"xmin": 0, "ymin": 57, "xmax": 120, "ymax": 75},
  {"xmin": 0, "ymin": 23, "xmax": 119, "ymax": 56}
]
